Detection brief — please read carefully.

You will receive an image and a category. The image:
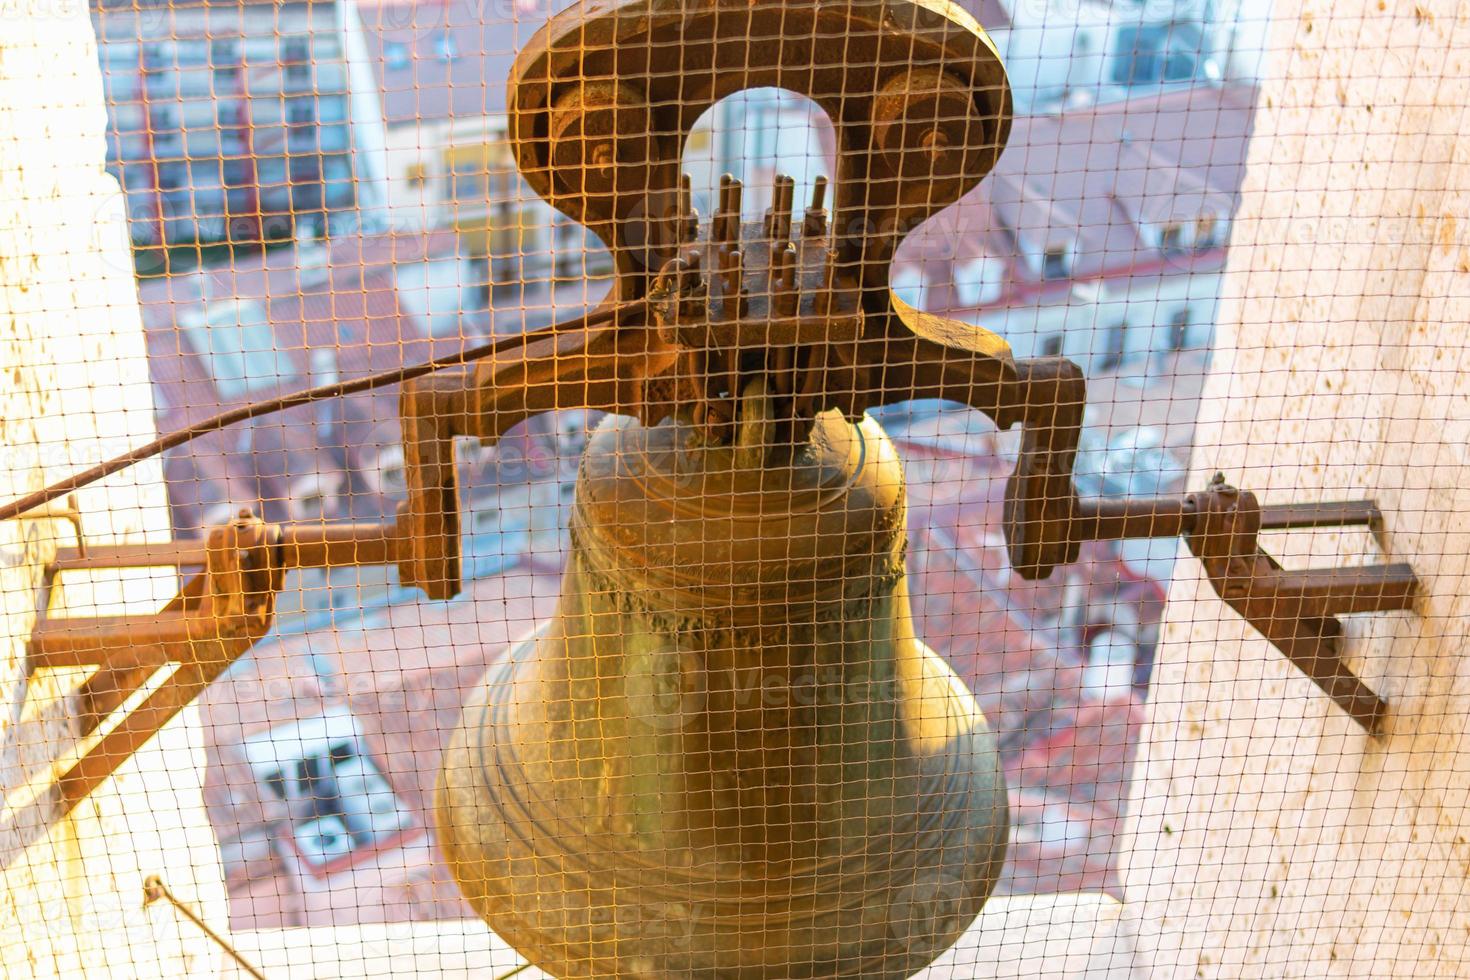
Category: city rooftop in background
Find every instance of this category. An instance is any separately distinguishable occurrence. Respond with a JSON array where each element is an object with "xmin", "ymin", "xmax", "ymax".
[{"xmin": 82, "ymin": 0, "xmax": 1258, "ymax": 941}]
